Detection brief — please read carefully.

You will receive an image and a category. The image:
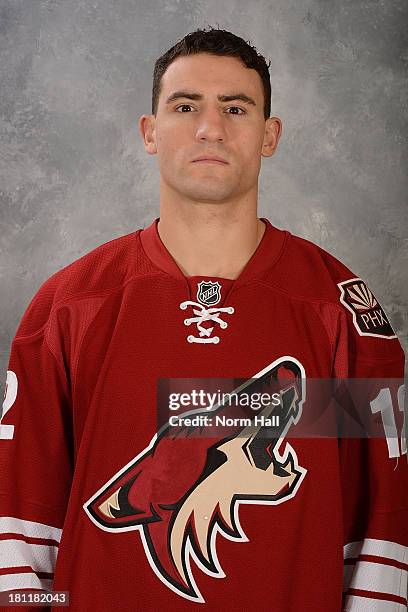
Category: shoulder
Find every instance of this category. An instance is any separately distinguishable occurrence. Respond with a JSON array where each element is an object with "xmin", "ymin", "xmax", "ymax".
[
  {"xmin": 268, "ymin": 231, "xmax": 359, "ymax": 303},
  {"xmin": 279, "ymin": 233, "xmax": 395, "ymax": 335},
  {"xmin": 267, "ymin": 230, "xmax": 404, "ymax": 363},
  {"xmin": 14, "ymin": 228, "xmax": 156, "ymax": 338}
]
